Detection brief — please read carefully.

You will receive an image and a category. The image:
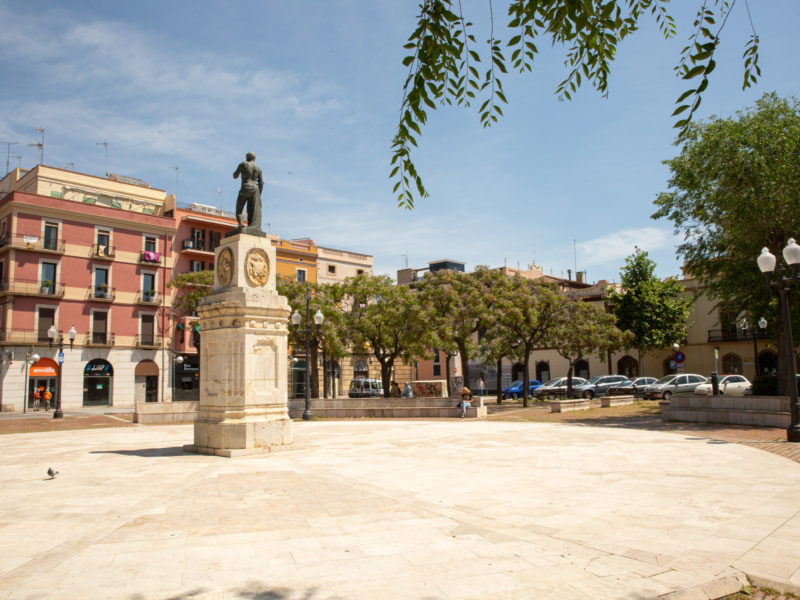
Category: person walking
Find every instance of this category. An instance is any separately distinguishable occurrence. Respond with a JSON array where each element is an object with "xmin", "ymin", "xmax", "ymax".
[
  {"xmin": 43, "ymin": 389, "xmax": 52, "ymax": 411},
  {"xmin": 477, "ymin": 377, "xmax": 485, "ymax": 397}
]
